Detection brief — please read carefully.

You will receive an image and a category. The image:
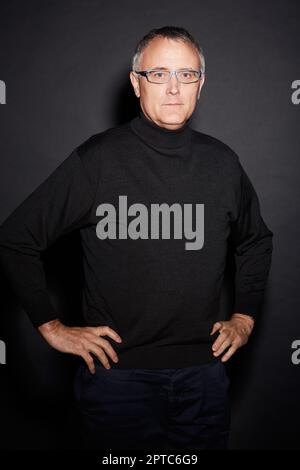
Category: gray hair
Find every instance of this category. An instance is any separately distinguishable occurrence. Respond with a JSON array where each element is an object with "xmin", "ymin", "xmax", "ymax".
[{"xmin": 132, "ymin": 26, "xmax": 205, "ymax": 74}]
